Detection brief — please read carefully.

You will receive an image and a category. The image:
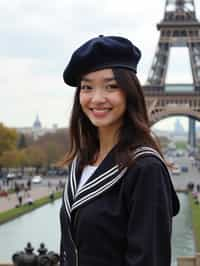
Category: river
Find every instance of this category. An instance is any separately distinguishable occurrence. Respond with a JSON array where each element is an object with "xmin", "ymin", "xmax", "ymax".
[{"xmin": 0, "ymin": 193, "xmax": 195, "ymax": 264}]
